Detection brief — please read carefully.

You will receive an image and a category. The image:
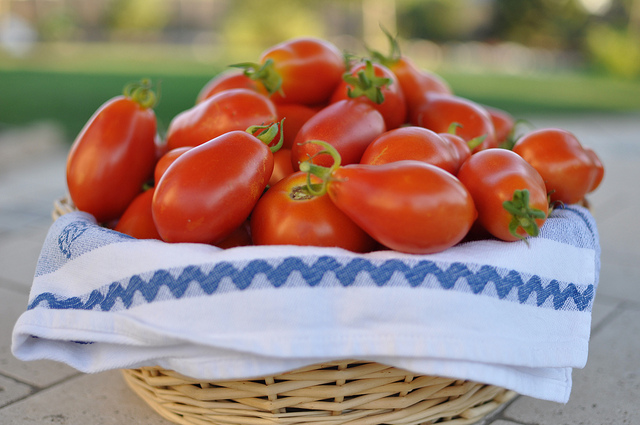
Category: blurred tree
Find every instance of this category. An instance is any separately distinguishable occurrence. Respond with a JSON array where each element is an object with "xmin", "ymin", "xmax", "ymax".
[
  {"xmin": 105, "ymin": 0, "xmax": 171, "ymax": 38},
  {"xmin": 218, "ymin": 0, "xmax": 328, "ymax": 59},
  {"xmin": 38, "ymin": 8, "xmax": 78, "ymax": 41}
]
